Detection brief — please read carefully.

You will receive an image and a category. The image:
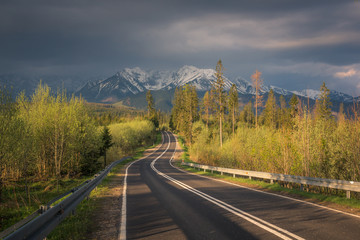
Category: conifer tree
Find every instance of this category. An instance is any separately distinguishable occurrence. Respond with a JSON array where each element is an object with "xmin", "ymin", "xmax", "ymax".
[
  {"xmin": 213, "ymin": 59, "xmax": 226, "ymax": 147},
  {"xmin": 202, "ymin": 91, "xmax": 211, "ymax": 128},
  {"xmin": 289, "ymin": 94, "xmax": 299, "ymax": 118},
  {"xmin": 251, "ymin": 70, "xmax": 263, "ymax": 128},
  {"xmin": 228, "ymin": 84, "xmax": 238, "ymax": 134},
  {"xmin": 146, "ymin": 90, "xmax": 159, "ymax": 128},
  {"xmin": 318, "ymin": 82, "xmax": 332, "ymax": 120},
  {"xmin": 263, "ymin": 89, "xmax": 277, "ymax": 128},
  {"xmin": 100, "ymin": 126, "xmax": 114, "ymax": 168}
]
